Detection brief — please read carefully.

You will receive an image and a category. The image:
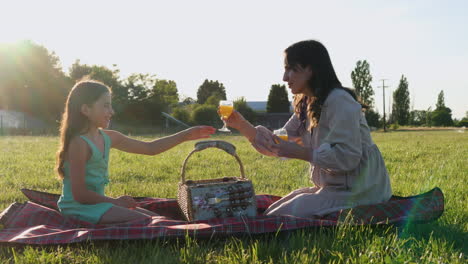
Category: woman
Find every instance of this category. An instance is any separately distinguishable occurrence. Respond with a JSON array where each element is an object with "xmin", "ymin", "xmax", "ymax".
[{"xmin": 224, "ymin": 40, "xmax": 392, "ymax": 218}]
